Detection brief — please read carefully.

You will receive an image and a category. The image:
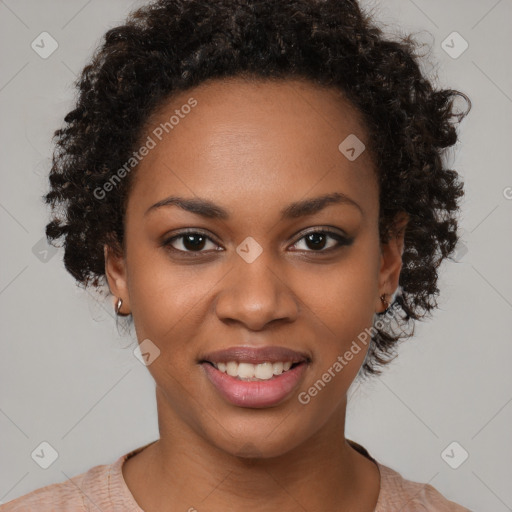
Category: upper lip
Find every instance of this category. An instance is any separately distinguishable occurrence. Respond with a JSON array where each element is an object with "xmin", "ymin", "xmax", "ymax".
[{"xmin": 199, "ymin": 346, "xmax": 311, "ymax": 365}]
